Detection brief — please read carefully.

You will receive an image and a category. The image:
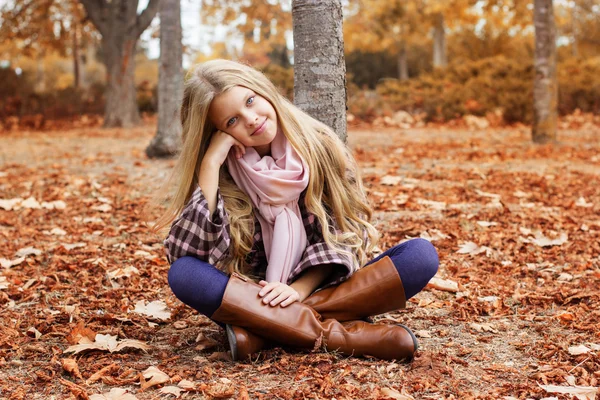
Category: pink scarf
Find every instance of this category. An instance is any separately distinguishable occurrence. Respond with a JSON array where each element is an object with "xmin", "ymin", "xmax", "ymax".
[{"xmin": 226, "ymin": 131, "xmax": 309, "ymax": 283}]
